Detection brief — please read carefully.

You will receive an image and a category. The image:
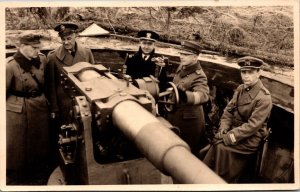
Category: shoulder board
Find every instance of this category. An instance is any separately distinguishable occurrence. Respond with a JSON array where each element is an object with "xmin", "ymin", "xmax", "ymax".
[
  {"xmin": 236, "ymin": 84, "xmax": 244, "ymax": 92},
  {"xmin": 6, "ymin": 56, "xmax": 14, "ymax": 63},
  {"xmin": 261, "ymin": 86, "xmax": 270, "ymax": 95},
  {"xmin": 195, "ymin": 69, "xmax": 202, "ymax": 75}
]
